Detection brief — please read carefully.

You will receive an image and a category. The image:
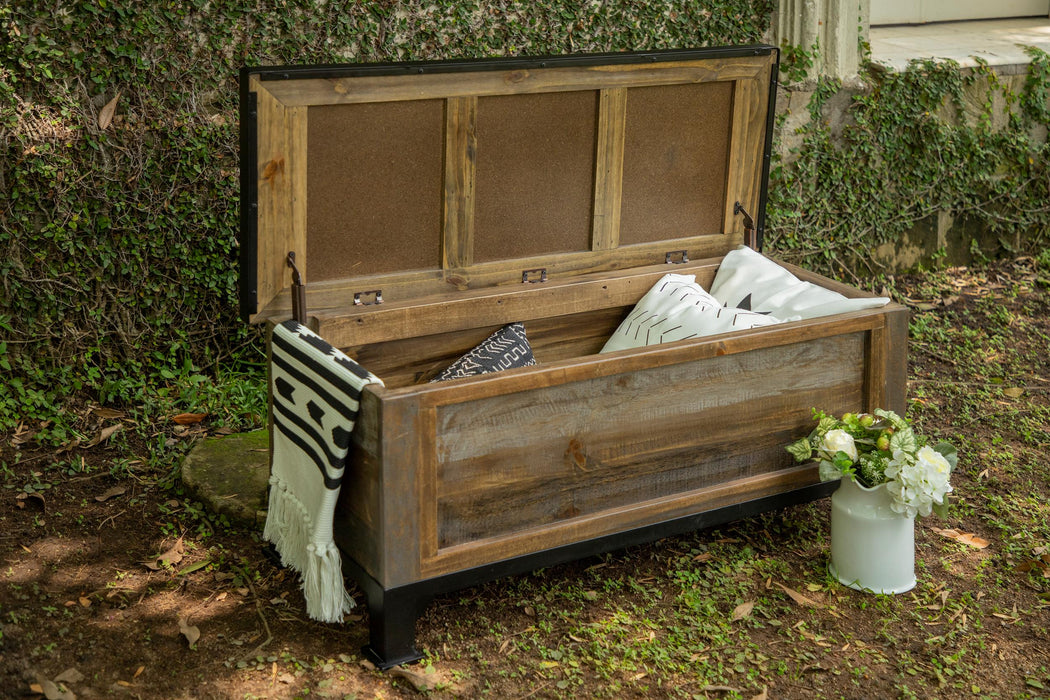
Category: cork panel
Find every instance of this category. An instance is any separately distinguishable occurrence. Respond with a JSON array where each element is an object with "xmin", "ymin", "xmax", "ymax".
[
  {"xmin": 473, "ymin": 91, "xmax": 598, "ymax": 263},
  {"xmin": 306, "ymin": 100, "xmax": 444, "ymax": 282},
  {"xmin": 620, "ymin": 82, "xmax": 733, "ymax": 244}
]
